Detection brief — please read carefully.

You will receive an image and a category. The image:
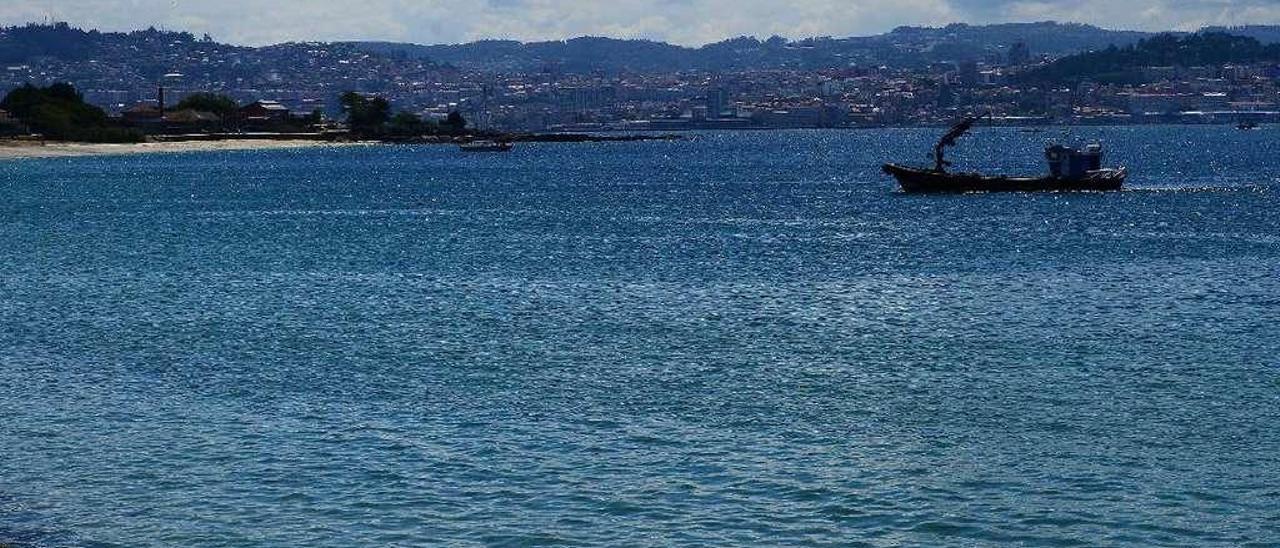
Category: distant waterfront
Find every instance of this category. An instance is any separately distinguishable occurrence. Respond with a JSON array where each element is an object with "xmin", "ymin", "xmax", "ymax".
[
  {"xmin": 2, "ymin": 121, "xmax": 1277, "ymax": 162},
  {"xmin": 11, "ymin": 23, "xmax": 1280, "ymax": 135},
  {"xmin": 1, "ymin": 128, "xmax": 1277, "ymax": 546}
]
